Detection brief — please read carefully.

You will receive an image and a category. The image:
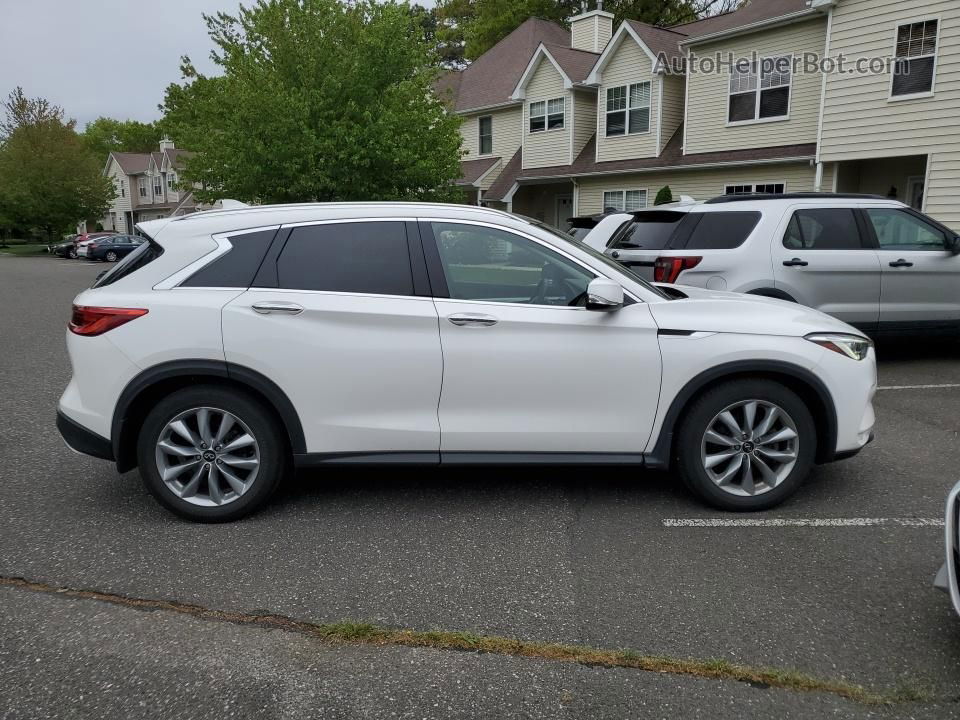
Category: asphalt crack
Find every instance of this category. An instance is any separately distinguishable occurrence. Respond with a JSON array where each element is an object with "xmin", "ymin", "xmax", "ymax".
[{"xmin": 0, "ymin": 575, "xmax": 935, "ymax": 706}]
